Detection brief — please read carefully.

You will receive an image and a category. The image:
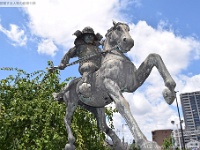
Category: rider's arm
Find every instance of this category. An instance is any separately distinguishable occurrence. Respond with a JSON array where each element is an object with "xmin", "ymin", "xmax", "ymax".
[{"xmin": 59, "ymin": 47, "xmax": 77, "ymax": 70}]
